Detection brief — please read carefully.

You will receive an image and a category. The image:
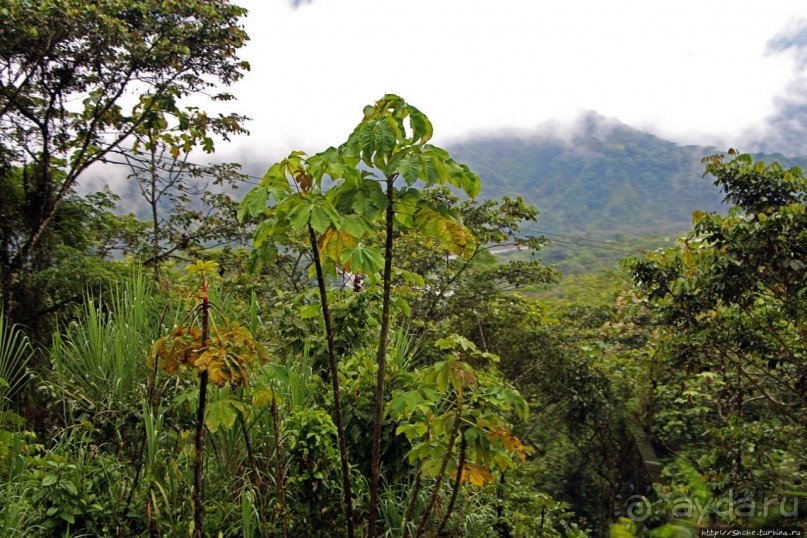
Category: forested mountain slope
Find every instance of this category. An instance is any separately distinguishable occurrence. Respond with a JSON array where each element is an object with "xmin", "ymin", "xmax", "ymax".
[{"xmin": 447, "ymin": 113, "xmax": 807, "ymax": 236}]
